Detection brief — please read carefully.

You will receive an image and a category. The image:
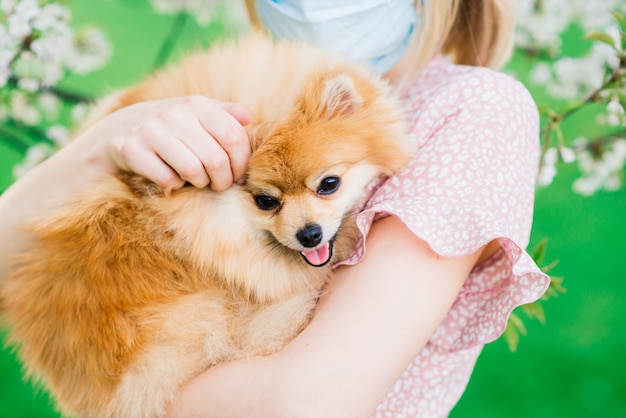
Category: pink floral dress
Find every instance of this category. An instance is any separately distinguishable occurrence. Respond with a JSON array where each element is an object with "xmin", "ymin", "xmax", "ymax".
[{"xmin": 340, "ymin": 55, "xmax": 551, "ymax": 417}]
